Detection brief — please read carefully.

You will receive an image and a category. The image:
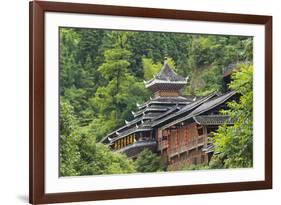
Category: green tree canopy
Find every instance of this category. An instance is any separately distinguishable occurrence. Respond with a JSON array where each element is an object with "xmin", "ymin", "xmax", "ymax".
[
  {"xmin": 210, "ymin": 64, "xmax": 253, "ymax": 169},
  {"xmin": 59, "ymin": 98, "xmax": 81, "ymax": 176},
  {"xmin": 134, "ymin": 149, "xmax": 164, "ymax": 173},
  {"xmin": 60, "ymin": 98, "xmax": 136, "ymax": 176},
  {"xmin": 90, "ymin": 44, "xmax": 149, "ymax": 142}
]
